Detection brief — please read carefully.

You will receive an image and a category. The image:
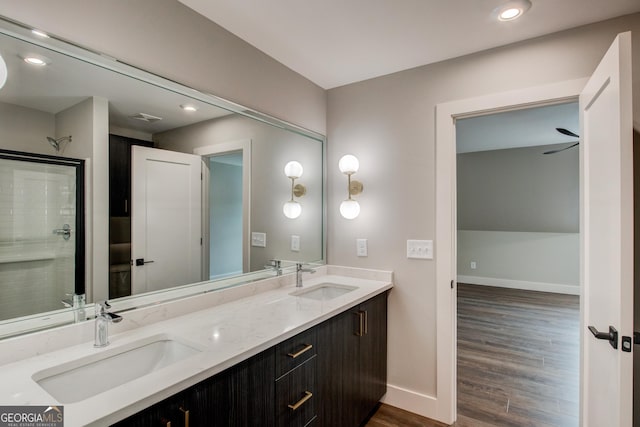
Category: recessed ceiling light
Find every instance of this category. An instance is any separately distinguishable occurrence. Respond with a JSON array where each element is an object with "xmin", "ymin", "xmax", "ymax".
[
  {"xmin": 31, "ymin": 29, "xmax": 50, "ymax": 38},
  {"xmin": 180, "ymin": 104, "xmax": 198, "ymax": 112},
  {"xmin": 495, "ymin": 0, "xmax": 531, "ymax": 22},
  {"xmin": 23, "ymin": 56, "xmax": 48, "ymax": 66}
]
